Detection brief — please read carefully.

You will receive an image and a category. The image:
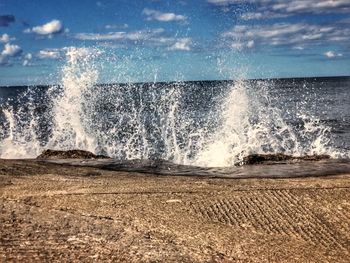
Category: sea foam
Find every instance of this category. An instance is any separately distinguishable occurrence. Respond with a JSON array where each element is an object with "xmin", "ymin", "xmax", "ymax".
[{"xmin": 0, "ymin": 47, "xmax": 346, "ymax": 166}]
